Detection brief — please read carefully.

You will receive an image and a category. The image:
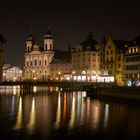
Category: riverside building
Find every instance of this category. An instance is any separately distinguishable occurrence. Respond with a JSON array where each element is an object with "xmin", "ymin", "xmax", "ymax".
[
  {"xmin": 123, "ymin": 36, "xmax": 140, "ymax": 86},
  {"xmin": 24, "ymin": 28, "xmax": 54, "ymax": 81},
  {"xmin": 71, "ymin": 33, "xmax": 101, "ymax": 82}
]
